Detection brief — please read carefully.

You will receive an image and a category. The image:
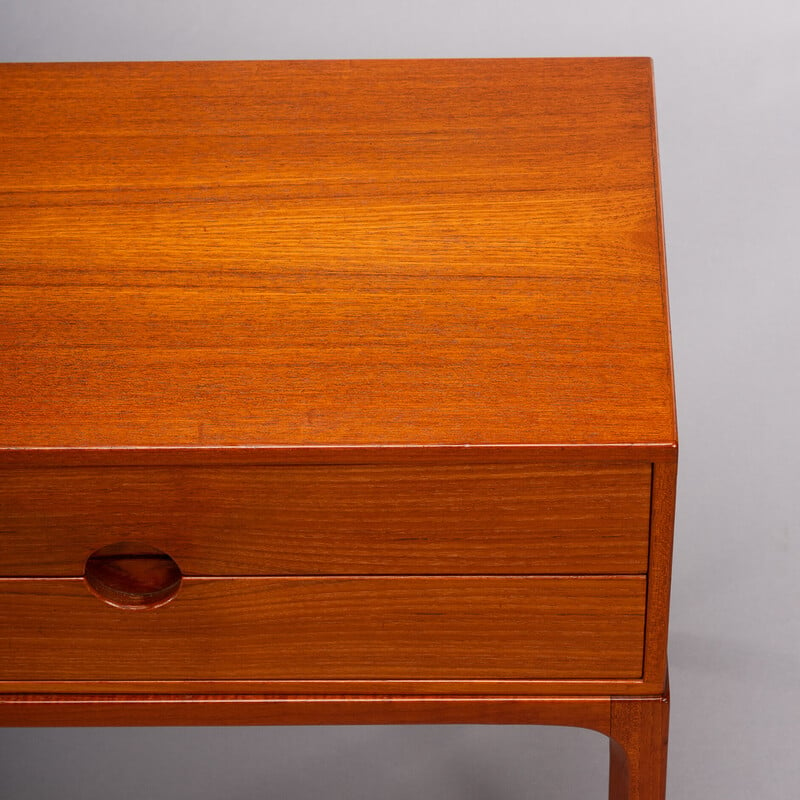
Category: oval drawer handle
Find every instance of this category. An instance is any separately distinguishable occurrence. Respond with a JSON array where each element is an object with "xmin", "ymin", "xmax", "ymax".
[{"xmin": 84, "ymin": 542, "xmax": 182, "ymax": 610}]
